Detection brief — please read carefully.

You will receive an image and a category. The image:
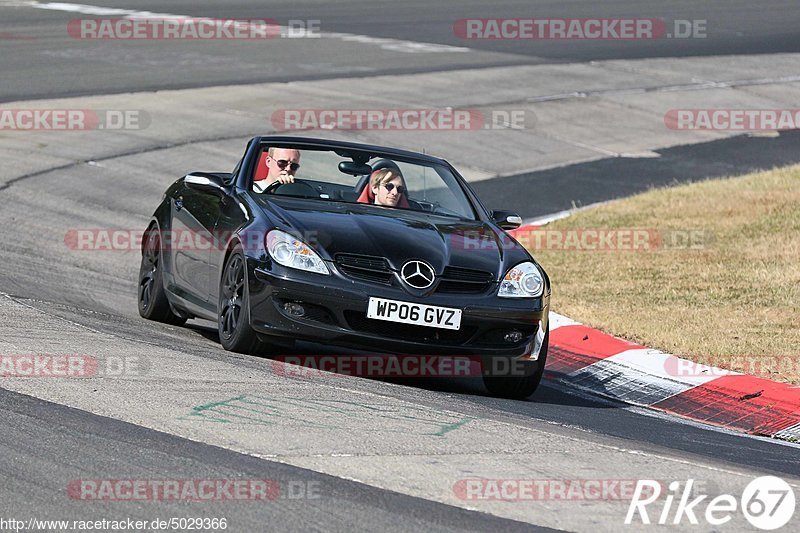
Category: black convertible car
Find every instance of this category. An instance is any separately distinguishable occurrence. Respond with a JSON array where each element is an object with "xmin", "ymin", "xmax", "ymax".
[{"xmin": 138, "ymin": 136, "xmax": 551, "ymax": 398}]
